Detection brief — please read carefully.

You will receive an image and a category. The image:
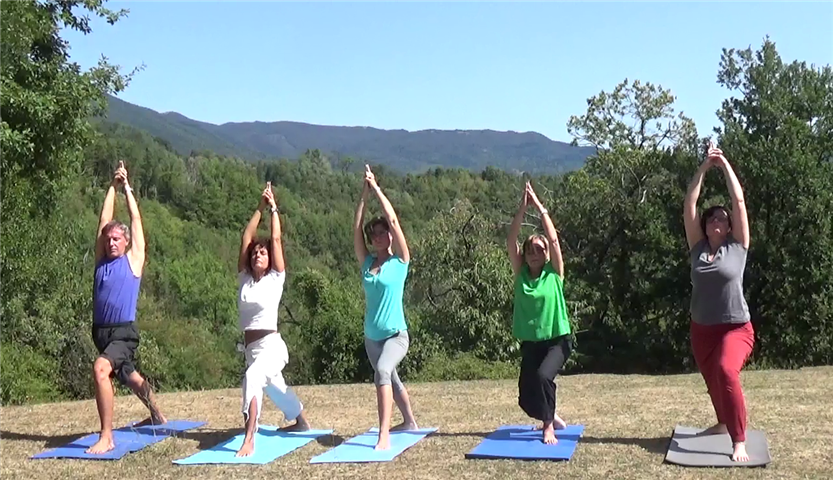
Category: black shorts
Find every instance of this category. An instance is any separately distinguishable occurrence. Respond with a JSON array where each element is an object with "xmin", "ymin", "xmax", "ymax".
[{"xmin": 92, "ymin": 322, "xmax": 140, "ymax": 386}]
